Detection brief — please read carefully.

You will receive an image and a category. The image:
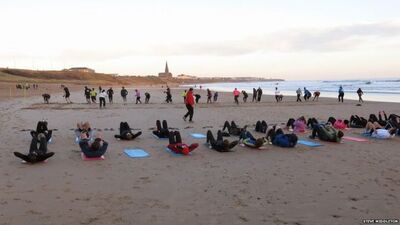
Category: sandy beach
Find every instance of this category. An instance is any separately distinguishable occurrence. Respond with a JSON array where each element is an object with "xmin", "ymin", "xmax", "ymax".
[{"xmin": 1, "ymin": 85, "xmax": 399, "ymax": 225}]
